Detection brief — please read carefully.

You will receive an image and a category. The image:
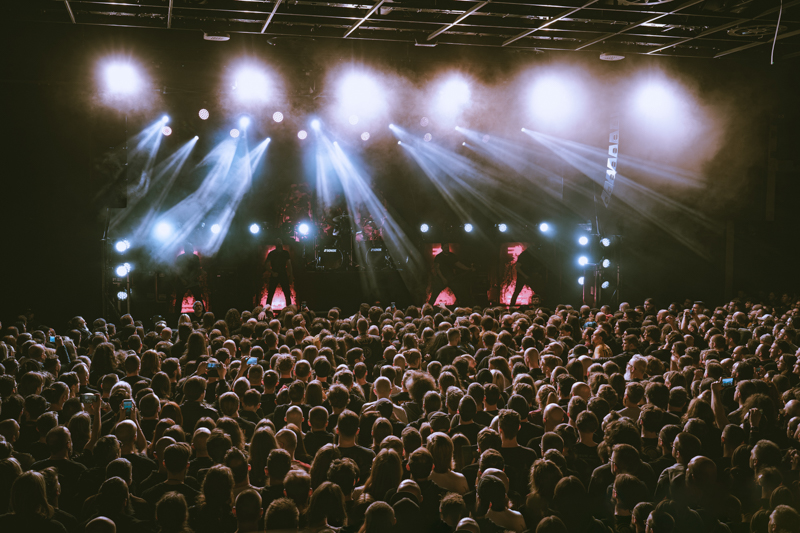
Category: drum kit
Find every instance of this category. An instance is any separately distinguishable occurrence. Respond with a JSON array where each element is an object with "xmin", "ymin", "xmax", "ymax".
[{"xmin": 313, "ymin": 214, "xmax": 394, "ymax": 272}]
